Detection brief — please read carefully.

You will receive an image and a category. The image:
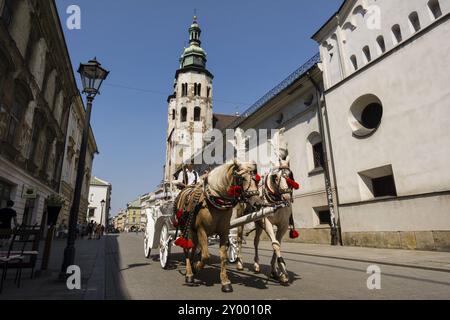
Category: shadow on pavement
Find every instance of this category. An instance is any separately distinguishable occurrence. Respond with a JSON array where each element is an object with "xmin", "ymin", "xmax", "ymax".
[{"xmin": 105, "ymin": 235, "xmax": 132, "ymax": 300}]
